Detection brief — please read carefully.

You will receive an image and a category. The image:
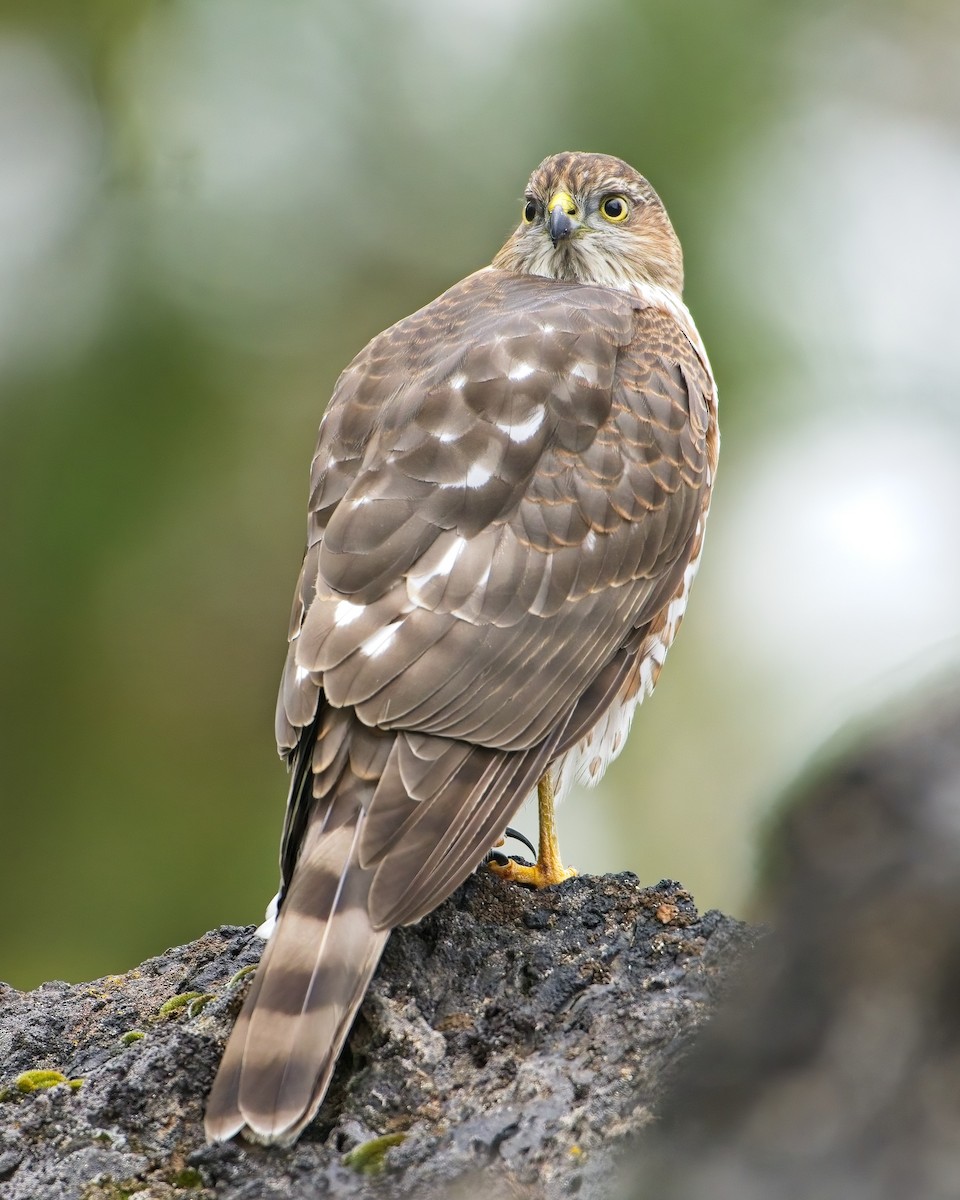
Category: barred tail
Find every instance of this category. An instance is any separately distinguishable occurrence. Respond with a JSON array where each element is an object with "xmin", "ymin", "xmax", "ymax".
[{"xmin": 204, "ymin": 799, "xmax": 388, "ymax": 1145}]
